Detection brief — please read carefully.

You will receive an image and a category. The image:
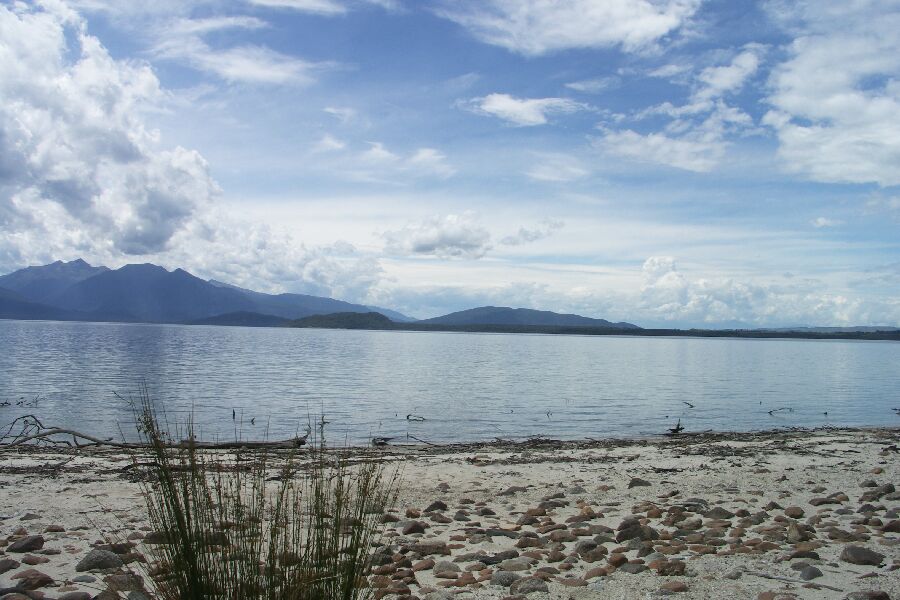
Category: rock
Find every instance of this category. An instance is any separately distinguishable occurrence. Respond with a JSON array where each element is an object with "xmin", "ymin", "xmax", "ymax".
[
  {"xmin": 432, "ymin": 561, "xmax": 459, "ymax": 575},
  {"xmin": 509, "ymin": 577, "xmax": 549, "ymax": 595},
  {"xmin": 784, "ymin": 507, "xmax": 804, "ymax": 519},
  {"xmin": 660, "ymin": 581, "xmax": 688, "ymax": 593},
  {"xmin": 10, "ymin": 568, "xmax": 54, "ymax": 590},
  {"xmin": 840, "ymin": 546, "xmax": 884, "ymax": 566},
  {"xmin": 0, "ymin": 559, "xmax": 21, "ymax": 574},
  {"xmin": 59, "ymin": 593, "xmax": 93, "ymax": 600},
  {"xmin": 424, "ymin": 500, "xmax": 448, "ymax": 512},
  {"xmin": 704, "ymin": 507, "xmax": 734, "ymax": 519},
  {"xmin": 799, "ymin": 566, "xmax": 823, "ymax": 580},
  {"xmin": 6, "ymin": 536, "xmax": 44, "ymax": 553},
  {"xmin": 881, "ymin": 520, "xmax": 900, "ymax": 533},
  {"xmin": 618, "ymin": 563, "xmax": 648, "ymax": 574},
  {"xmin": 75, "ymin": 548, "xmax": 124, "ymax": 572},
  {"xmin": 616, "ymin": 525, "xmax": 659, "ymax": 543},
  {"xmin": 491, "ymin": 571, "xmax": 522, "ymax": 587},
  {"xmin": 724, "ymin": 568, "xmax": 743, "ymax": 580},
  {"xmin": 628, "ymin": 478, "xmax": 652, "ymax": 488},
  {"xmin": 402, "ymin": 521, "xmax": 426, "ymax": 535},
  {"xmin": 499, "ymin": 557, "xmax": 534, "ymax": 571},
  {"xmin": 844, "ymin": 593, "xmax": 891, "ymax": 600}
]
